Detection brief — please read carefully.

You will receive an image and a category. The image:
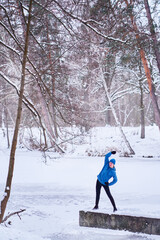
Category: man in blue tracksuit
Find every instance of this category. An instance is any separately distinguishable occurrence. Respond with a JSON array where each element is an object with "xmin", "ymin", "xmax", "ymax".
[{"xmin": 93, "ymin": 151, "xmax": 118, "ymax": 212}]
